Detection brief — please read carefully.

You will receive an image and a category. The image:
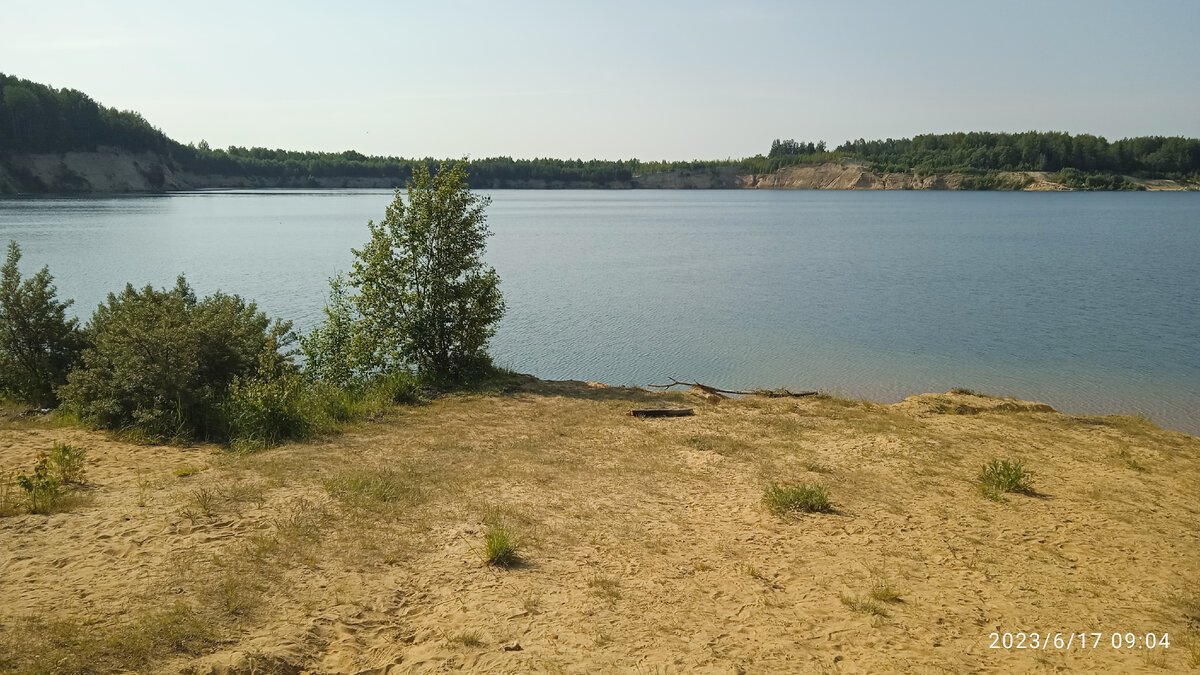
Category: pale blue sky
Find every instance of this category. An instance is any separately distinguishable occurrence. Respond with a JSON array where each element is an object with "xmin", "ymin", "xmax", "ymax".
[{"xmin": 3, "ymin": 0, "xmax": 1197, "ymax": 159}]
